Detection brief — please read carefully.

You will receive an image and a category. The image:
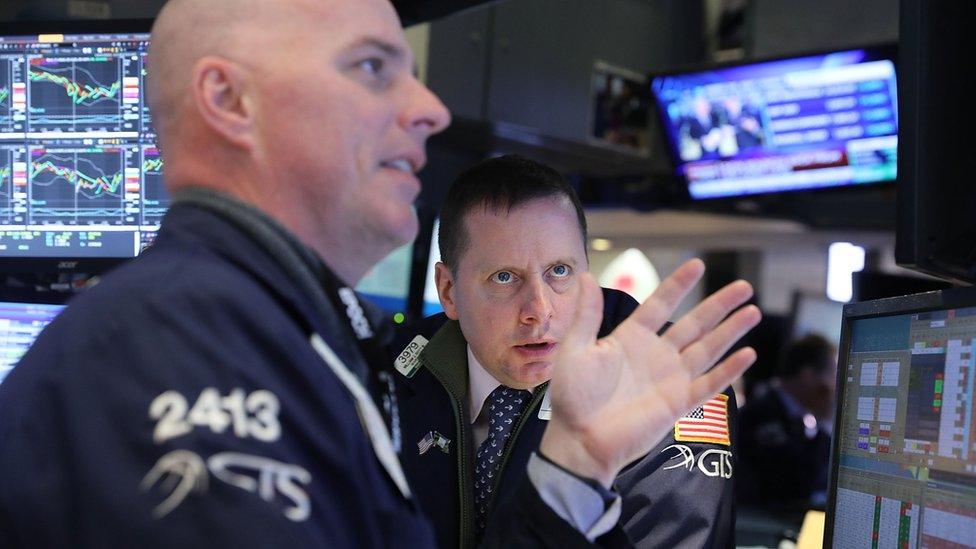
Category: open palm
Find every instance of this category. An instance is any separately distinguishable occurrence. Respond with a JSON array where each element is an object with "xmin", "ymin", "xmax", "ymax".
[{"xmin": 540, "ymin": 259, "xmax": 760, "ymax": 486}]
